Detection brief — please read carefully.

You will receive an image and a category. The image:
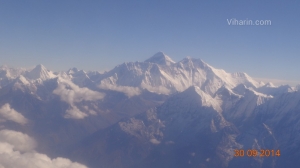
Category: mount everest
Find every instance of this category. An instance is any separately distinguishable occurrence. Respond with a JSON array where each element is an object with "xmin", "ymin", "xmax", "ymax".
[{"xmin": 0, "ymin": 52, "xmax": 299, "ymax": 168}]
